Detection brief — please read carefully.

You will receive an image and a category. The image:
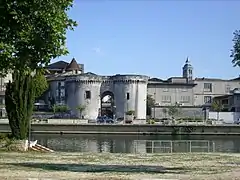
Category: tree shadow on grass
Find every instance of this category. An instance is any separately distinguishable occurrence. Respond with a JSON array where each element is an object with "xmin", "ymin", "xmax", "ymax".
[
  {"xmin": 8, "ymin": 162, "xmax": 188, "ymax": 174},
  {"xmin": 221, "ymin": 162, "xmax": 240, "ymax": 166}
]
